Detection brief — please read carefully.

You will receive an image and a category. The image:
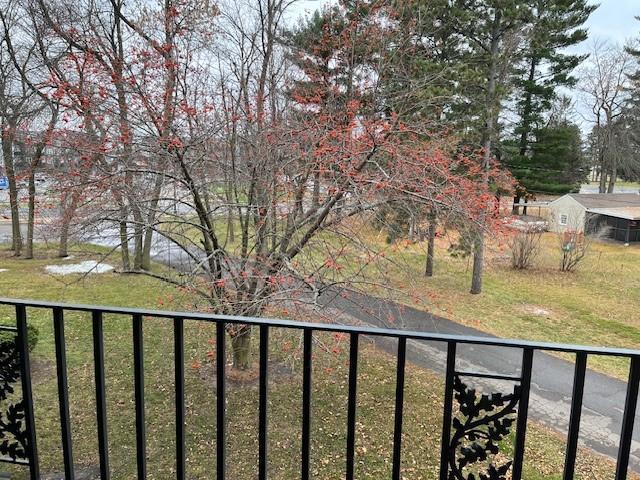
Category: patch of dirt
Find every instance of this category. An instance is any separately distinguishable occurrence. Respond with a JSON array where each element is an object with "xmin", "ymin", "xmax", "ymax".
[
  {"xmin": 521, "ymin": 304, "xmax": 552, "ymax": 317},
  {"xmin": 199, "ymin": 360, "xmax": 294, "ymax": 389},
  {"xmin": 30, "ymin": 357, "xmax": 54, "ymax": 386}
]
